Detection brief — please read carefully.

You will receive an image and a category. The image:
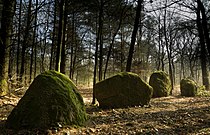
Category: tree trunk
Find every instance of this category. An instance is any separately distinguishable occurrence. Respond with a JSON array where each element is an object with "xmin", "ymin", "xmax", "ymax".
[
  {"xmin": 49, "ymin": 0, "xmax": 57, "ymax": 70},
  {"xmin": 60, "ymin": 2, "xmax": 68, "ymax": 74},
  {"xmin": 157, "ymin": 15, "xmax": 162, "ymax": 70},
  {"xmin": 0, "ymin": 0, "xmax": 16, "ymax": 95},
  {"xmin": 55, "ymin": 0, "xmax": 64, "ymax": 72},
  {"xmin": 120, "ymin": 27, "xmax": 125, "ymax": 72},
  {"xmin": 20, "ymin": 0, "xmax": 32, "ymax": 82},
  {"xmin": 34, "ymin": 36, "xmax": 37, "ymax": 78},
  {"xmin": 98, "ymin": 0, "xmax": 104, "ymax": 81},
  {"xmin": 126, "ymin": 0, "xmax": 142, "ymax": 72},
  {"xmin": 41, "ymin": 4, "xmax": 50, "ymax": 73},
  {"xmin": 197, "ymin": 0, "xmax": 210, "ymax": 59},
  {"xmin": 69, "ymin": 11, "xmax": 75, "ymax": 79},
  {"xmin": 92, "ymin": 0, "xmax": 106, "ymax": 104},
  {"xmin": 196, "ymin": 6, "xmax": 210, "ymax": 90},
  {"xmin": 29, "ymin": 0, "xmax": 38, "ymax": 83},
  {"xmin": 104, "ymin": 7, "xmax": 123, "ymax": 79},
  {"xmin": 92, "ymin": 17, "xmax": 100, "ymax": 104},
  {"xmin": 72, "ymin": 46, "xmax": 77, "ymax": 79},
  {"xmin": 17, "ymin": 0, "xmax": 22, "ymax": 81},
  {"xmin": 8, "ymin": 47, "xmax": 14, "ymax": 80},
  {"xmin": 163, "ymin": 0, "xmax": 174, "ymax": 92}
]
